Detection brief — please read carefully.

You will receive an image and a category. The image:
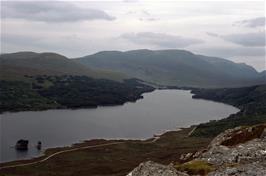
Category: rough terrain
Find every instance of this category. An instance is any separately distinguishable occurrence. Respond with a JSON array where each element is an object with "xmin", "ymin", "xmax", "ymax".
[{"xmin": 128, "ymin": 123, "xmax": 266, "ymax": 176}]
